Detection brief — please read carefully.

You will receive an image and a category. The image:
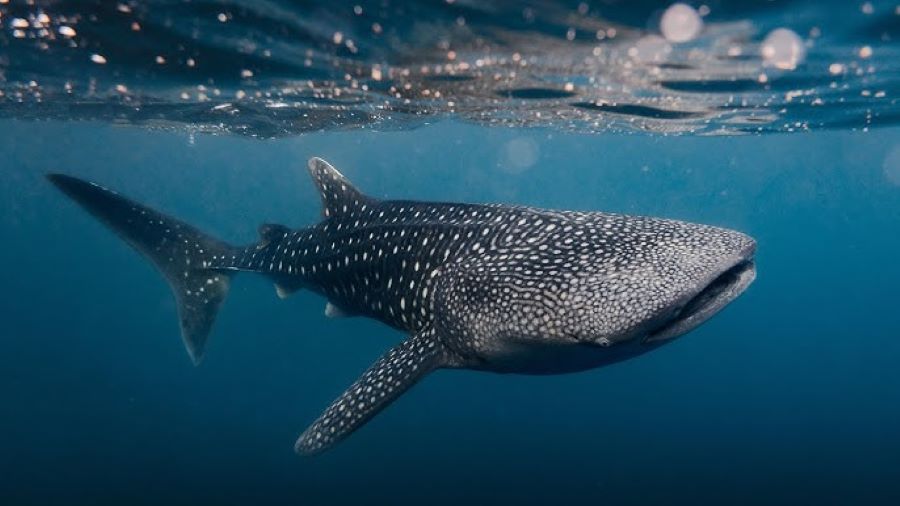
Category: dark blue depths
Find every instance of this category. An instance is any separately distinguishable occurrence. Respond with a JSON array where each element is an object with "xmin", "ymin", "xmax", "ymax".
[{"xmin": 1, "ymin": 121, "xmax": 900, "ymax": 505}]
